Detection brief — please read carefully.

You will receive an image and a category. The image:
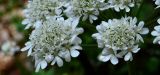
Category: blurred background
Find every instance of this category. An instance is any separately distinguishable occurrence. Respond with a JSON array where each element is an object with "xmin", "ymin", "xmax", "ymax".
[{"xmin": 0, "ymin": 0, "xmax": 160, "ymax": 75}]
